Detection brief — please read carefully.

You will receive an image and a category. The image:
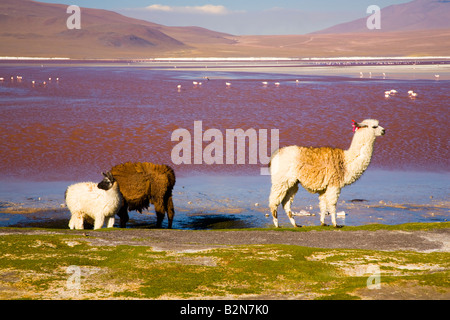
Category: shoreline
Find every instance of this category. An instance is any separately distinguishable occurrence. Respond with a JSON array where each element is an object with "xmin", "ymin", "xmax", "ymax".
[
  {"xmin": 1, "ymin": 58, "xmax": 448, "ymax": 81},
  {"xmin": 2, "ymin": 55, "xmax": 450, "ymax": 61},
  {"xmin": 0, "ymin": 170, "xmax": 448, "ymax": 230},
  {"xmin": 2, "ymin": 56, "xmax": 450, "ymax": 68}
]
